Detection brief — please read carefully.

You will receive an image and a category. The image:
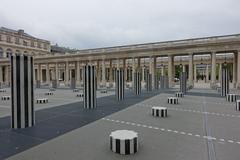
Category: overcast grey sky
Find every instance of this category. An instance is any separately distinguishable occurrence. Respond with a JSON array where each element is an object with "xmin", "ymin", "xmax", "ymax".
[{"xmin": 0, "ymin": 0, "xmax": 239, "ymax": 49}]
